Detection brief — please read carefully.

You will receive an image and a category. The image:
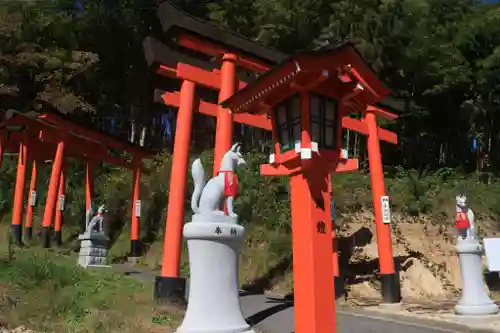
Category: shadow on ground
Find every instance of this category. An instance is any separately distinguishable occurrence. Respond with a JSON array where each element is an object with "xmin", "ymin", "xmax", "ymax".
[
  {"xmin": 245, "ymin": 297, "xmax": 294, "ymax": 326},
  {"xmin": 242, "ymin": 226, "xmax": 423, "ymax": 302},
  {"xmin": 242, "ymin": 255, "xmax": 292, "ymax": 295}
]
